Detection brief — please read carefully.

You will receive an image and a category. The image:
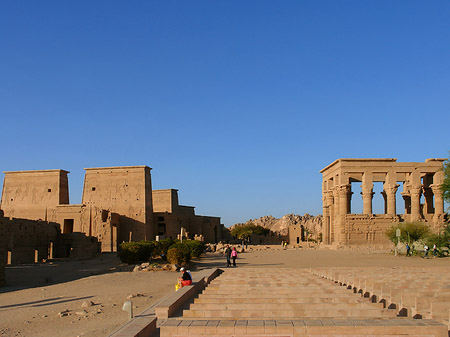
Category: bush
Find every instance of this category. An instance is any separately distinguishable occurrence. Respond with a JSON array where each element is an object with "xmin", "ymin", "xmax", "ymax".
[
  {"xmin": 117, "ymin": 238, "xmax": 205, "ymax": 265},
  {"xmin": 230, "ymin": 222, "xmax": 271, "ymax": 239},
  {"xmin": 167, "ymin": 247, "xmax": 191, "ymax": 265},
  {"xmin": 118, "ymin": 241, "xmax": 155, "ymax": 264},
  {"xmin": 184, "ymin": 240, "xmax": 205, "ymax": 258},
  {"xmin": 152, "ymin": 238, "xmax": 176, "ymax": 257},
  {"xmin": 386, "ymin": 222, "xmax": 431, "ymax": 245}
]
